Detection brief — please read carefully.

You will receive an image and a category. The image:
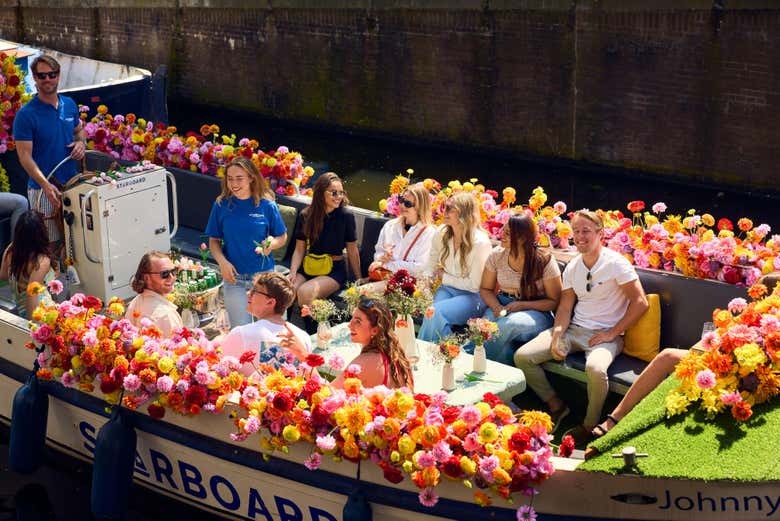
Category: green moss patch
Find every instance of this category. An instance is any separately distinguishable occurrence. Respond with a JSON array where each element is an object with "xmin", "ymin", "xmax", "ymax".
[{"xmin": 580, "ymin": 377, "xmax": 780, "ymax": 481}]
